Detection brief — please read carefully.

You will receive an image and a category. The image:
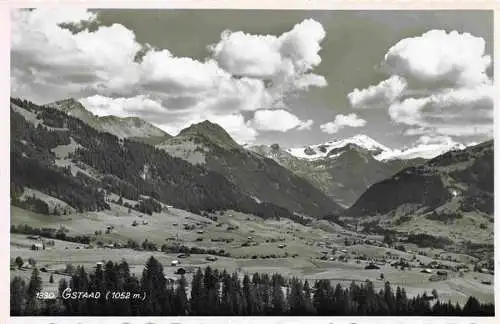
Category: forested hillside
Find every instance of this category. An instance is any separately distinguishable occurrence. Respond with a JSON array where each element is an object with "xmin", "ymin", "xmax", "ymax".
[{"xmin": 10, "ymin": 98, "xmax": 305, "ymax": 223}]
